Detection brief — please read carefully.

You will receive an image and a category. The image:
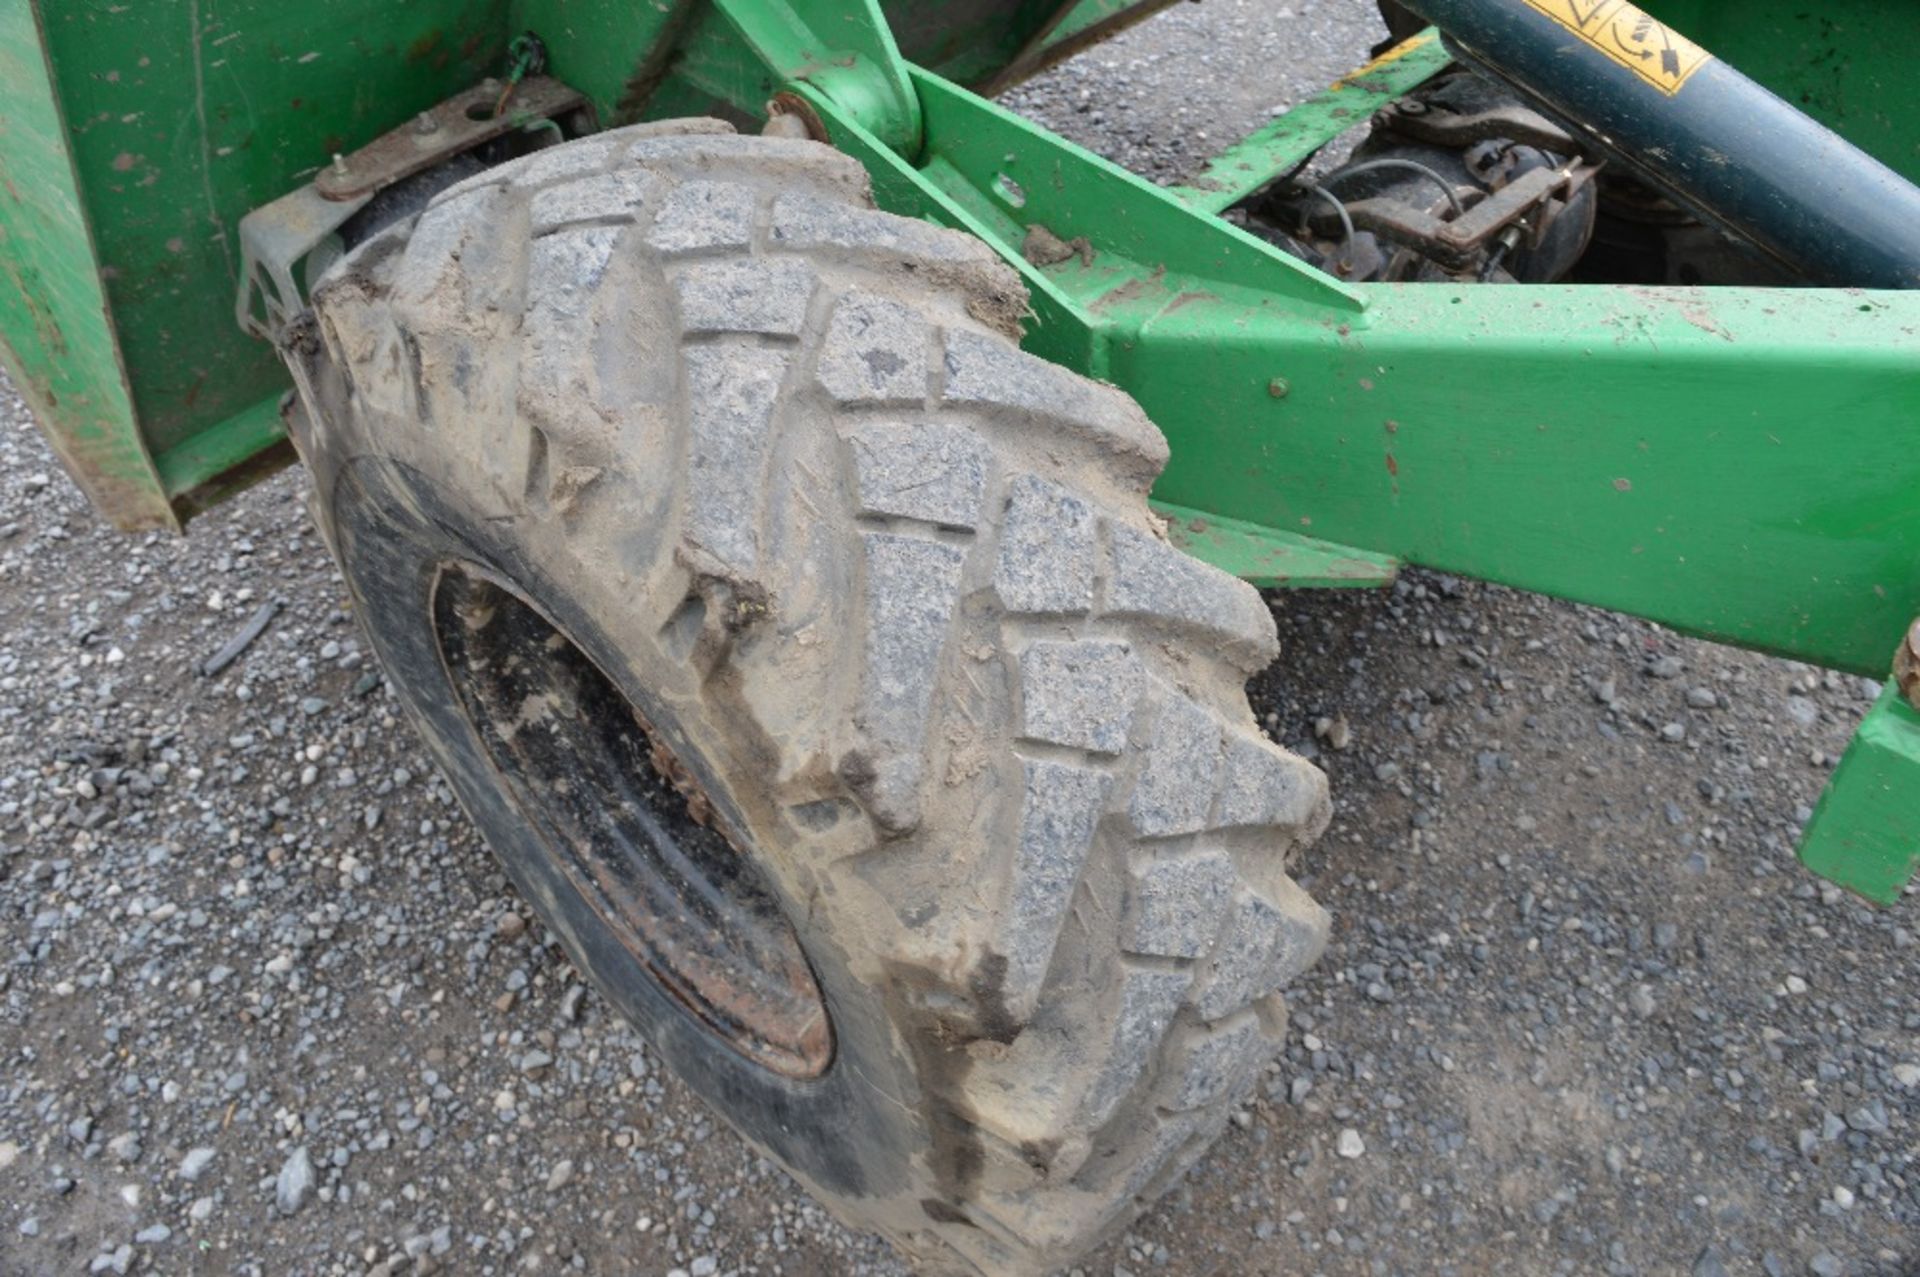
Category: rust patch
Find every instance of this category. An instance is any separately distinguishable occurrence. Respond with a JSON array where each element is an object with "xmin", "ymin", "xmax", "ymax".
[
  {"xmin": 646, "ymin": 728, "xmax": 716, "ymax": 831},
  {"xmin": 766, "ymin": 92, "xmax": 830, "ymax": 144},
  {"xmin": 315, "ymin": 76, "xmax": 584, "ymax": 201},
  {"xmin": 1895, "ymin": 618, "xmax": 1920, "ymax": 710}
]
